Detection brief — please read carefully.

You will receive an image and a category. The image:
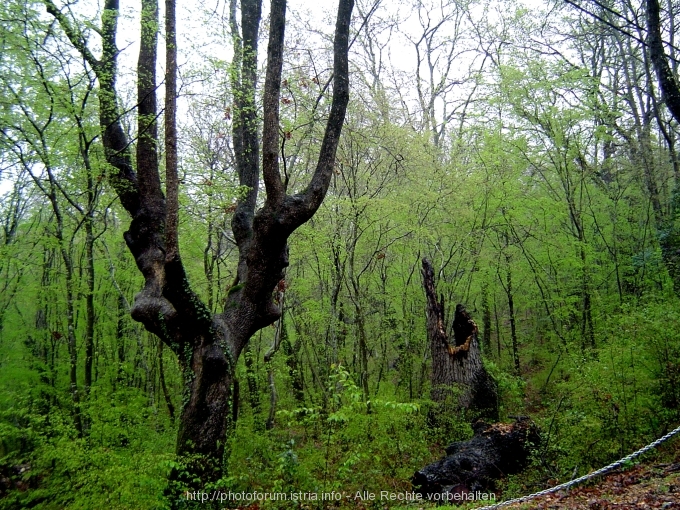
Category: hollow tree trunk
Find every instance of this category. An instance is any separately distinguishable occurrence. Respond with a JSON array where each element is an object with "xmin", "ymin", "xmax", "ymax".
[{"xmin": 422, "ymin": 258, "xmax": 498, "ymax": 422}]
